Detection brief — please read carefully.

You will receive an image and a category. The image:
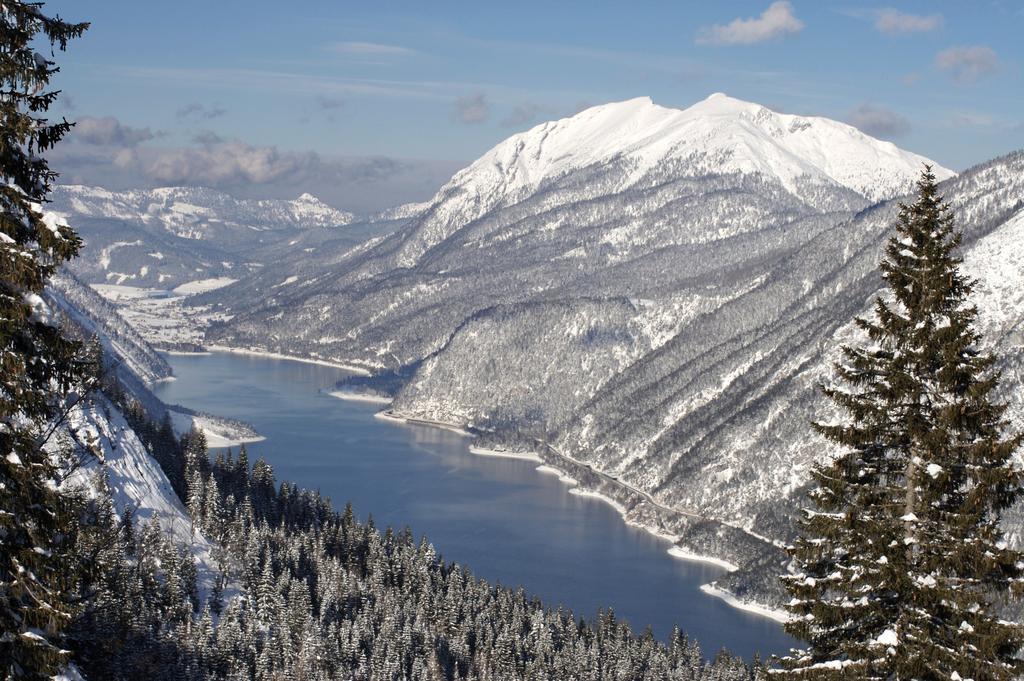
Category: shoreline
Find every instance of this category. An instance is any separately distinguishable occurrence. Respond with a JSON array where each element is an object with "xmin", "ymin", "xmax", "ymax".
[
  {"xmin": 162, "ymin": 348, "xmax": 792, "ymax": 631},
  {"xmin": 568, "ymin": 487, "xmax": 628, "ymax": 514},
  {"xmin": 328, "ymin": 390, "xmax": 393, "ymax": 405},
  {"xmin": 165, "ymin": 408, "xmax": 266, "ymax": 449},
  {"xmin": 204, "ymin": 432, "xmax": 267, "ymax": 449},
  {"xmin": 667, "ymin": 547, "xmax": 739, "ymax": 572},
  {"xmin": 165, "ymin": 343, "xmax": 791, "ymax": 626},
  {"xmin": 379, "ymin": 407, "xmax": 787, "ymax": 625},
  {"xmin": 206, "ymin": 345, "xmax": 374, "ymax": 375},
  {"xmin": 374, "ymin": 409, "xmax": 473, "ymax": 437},
  {"xmin": 468, "ymin": 445, "xmax": 542, "ymax": 462},
  {"xmin": 535, "ymin": 464, "xmax": 579, "ymax": 486},
  {"xmin": 699, "ymin": 584, "xmax": 790, "ymax": 624}
]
